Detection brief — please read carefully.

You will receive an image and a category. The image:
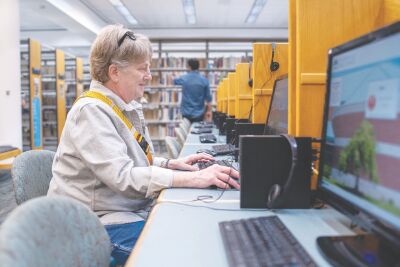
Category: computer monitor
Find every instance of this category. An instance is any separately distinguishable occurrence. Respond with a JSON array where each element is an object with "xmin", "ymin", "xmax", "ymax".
[
  {"xmin": 264, "ymin": 75, "xmax": 288, "ymax": 135},
  {"xmin": 318, "ymin": 22, "xmax": 400, "ymax": 266}
]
